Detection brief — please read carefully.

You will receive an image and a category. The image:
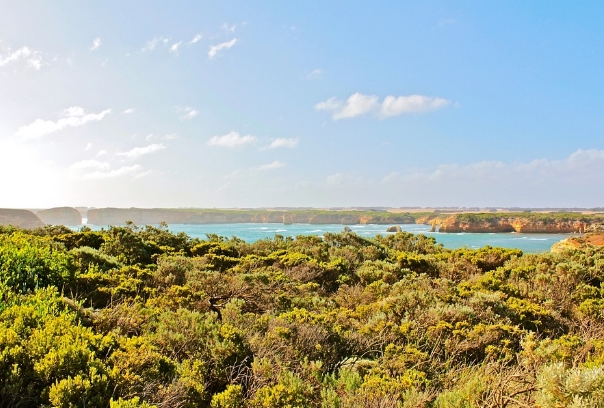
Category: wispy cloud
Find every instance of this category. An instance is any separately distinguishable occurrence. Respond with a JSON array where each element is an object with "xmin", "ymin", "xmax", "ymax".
[
  {"xmin": 68, "ymin": 159, "xmax": 145, "ymax": 180},
  {"xmin": 208, "ymin": 131, "xmax": 256, "ymax": 148},
  {"xmin": 393, "ymin": 149, "xmax": 604, "ymax": 185},
  {"xmin": 84, "ymin": 143, "xmax": 92, "ymax": 151},
  {"xmin": 80, "ymin": 165, "xmax": 143, "ymax": 179},
  {"xmin": 176, "ymin": 106, "xmax": 198, "ymax": 120},
  {"xmin": 222, "ymin": 23, "xmax": 236, "ymax": 33},
  {"xmin": 117, "ymin": 143, "xmax": 166, "ymax": 159},
  {"xmin": 145, "ymin": 133, "xmax": 177, "ymax": 141},
  {"xmin": 257, "ymin": 160, "xmax": 285, "ymax": 170},
  {"xmin": 315, "ymin": 92, "xmax": 451, "ymax": 120},
  {"xmin": 265, "ymin": 138, "xmax": 299, "ymax": 149},
  {"xmin": 208, "ymin": 38, "xmax": 237, "ymax": 59},
  {"xmin": 0, "ymin": 46, "xmax": 43, "ymax": 70},
  {"xmin": 188, "ymin": 34, "xmax": 202, "ymax": 45},
  {"xmin": 142, "ymin": 36, "xmax": 170, "ymax": 52},
  {"xmin": 122, "ymin": 108, "xmax": 134, "ymax": 114},
  {"xmin": 306, "ymin": 69, "xmax": 323, "ymax": 80},
  {"xmin": 314, "ymin": 97, "xmax": 342, "ymax": 112},
  {"xmin": 90, "ymin": 38, "xmax": 101, "ymax": 51},
  {"xmin": 170, "ymin": 41, "xmax": 183, "ymax": 54},
  {"xmin": 15, "ymin": 106, "xmax": 111, "ymax": 139},
  {"xmin": 380, "ymin": 95, "xmax": 450, "ymax": 117}
]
